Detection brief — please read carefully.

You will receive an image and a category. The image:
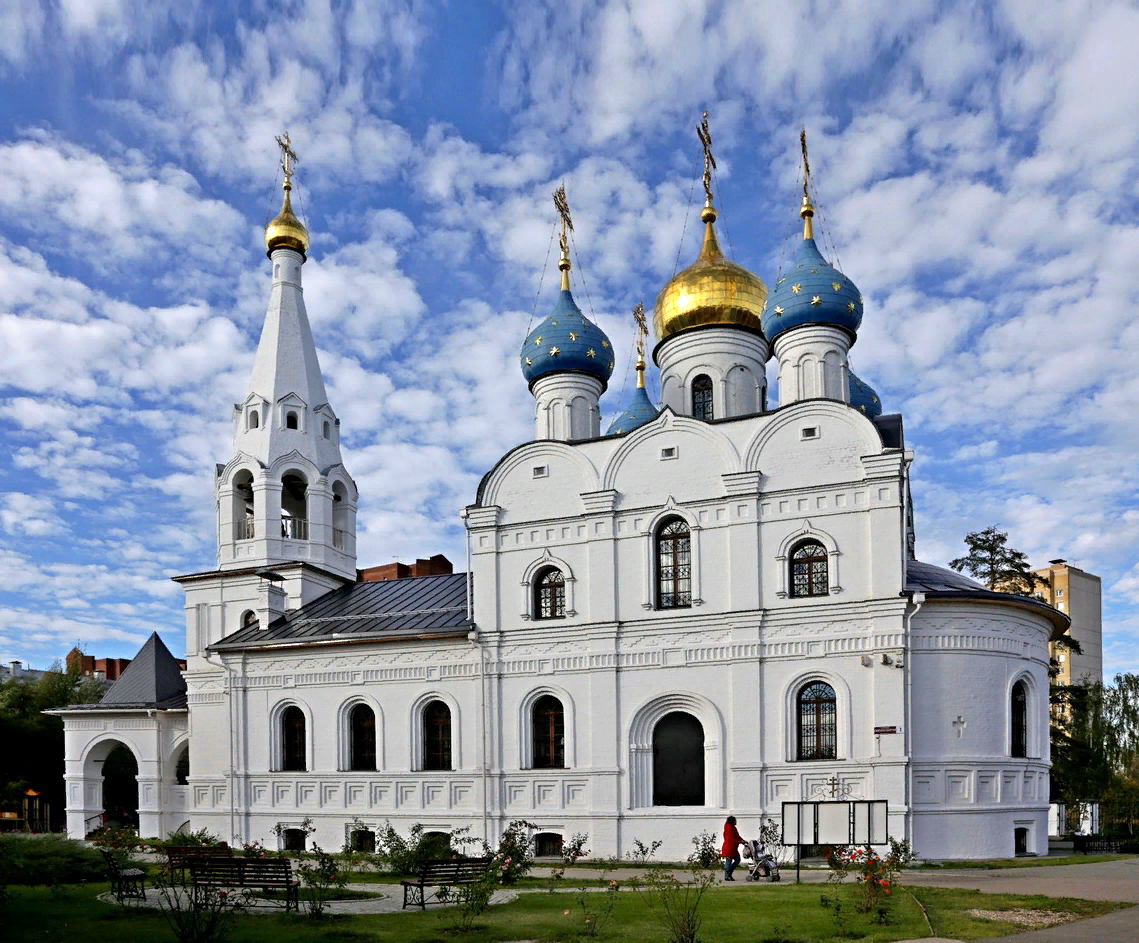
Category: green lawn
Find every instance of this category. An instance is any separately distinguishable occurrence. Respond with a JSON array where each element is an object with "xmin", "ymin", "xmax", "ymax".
[
  {"xmin": 2, "ymin": 881, "xmax": 1130, "ymax": 943},
  {"xmin": 911, "ymin": 853, "xmax": 1136, "ymax": 870}
]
